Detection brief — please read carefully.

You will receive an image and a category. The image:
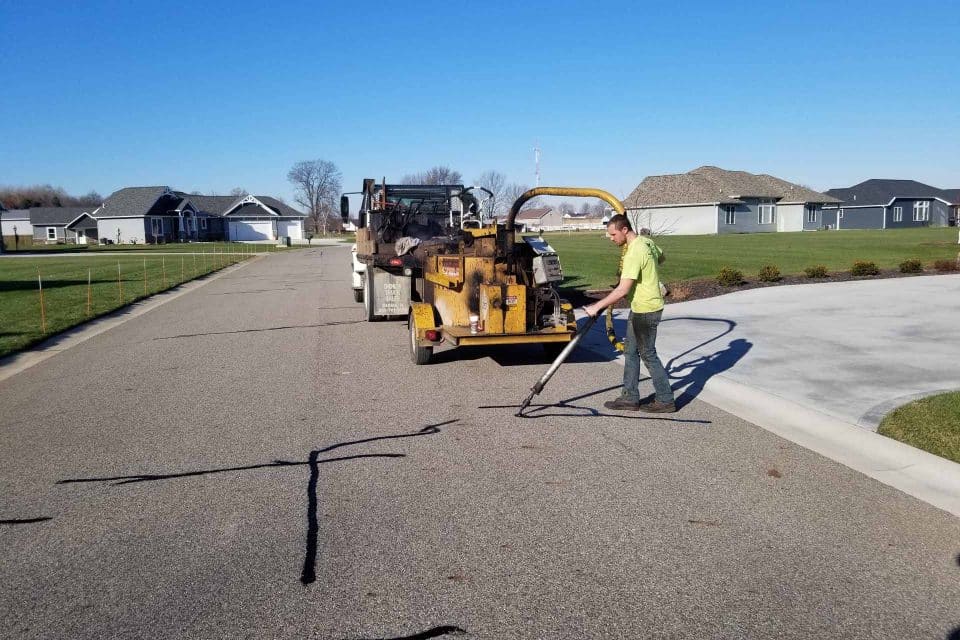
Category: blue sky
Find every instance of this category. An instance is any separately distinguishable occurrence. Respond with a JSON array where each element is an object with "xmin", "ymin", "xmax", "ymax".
[{"xmin": 2, "ymin": 0, "xmax": 958, "ymax": 208}]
